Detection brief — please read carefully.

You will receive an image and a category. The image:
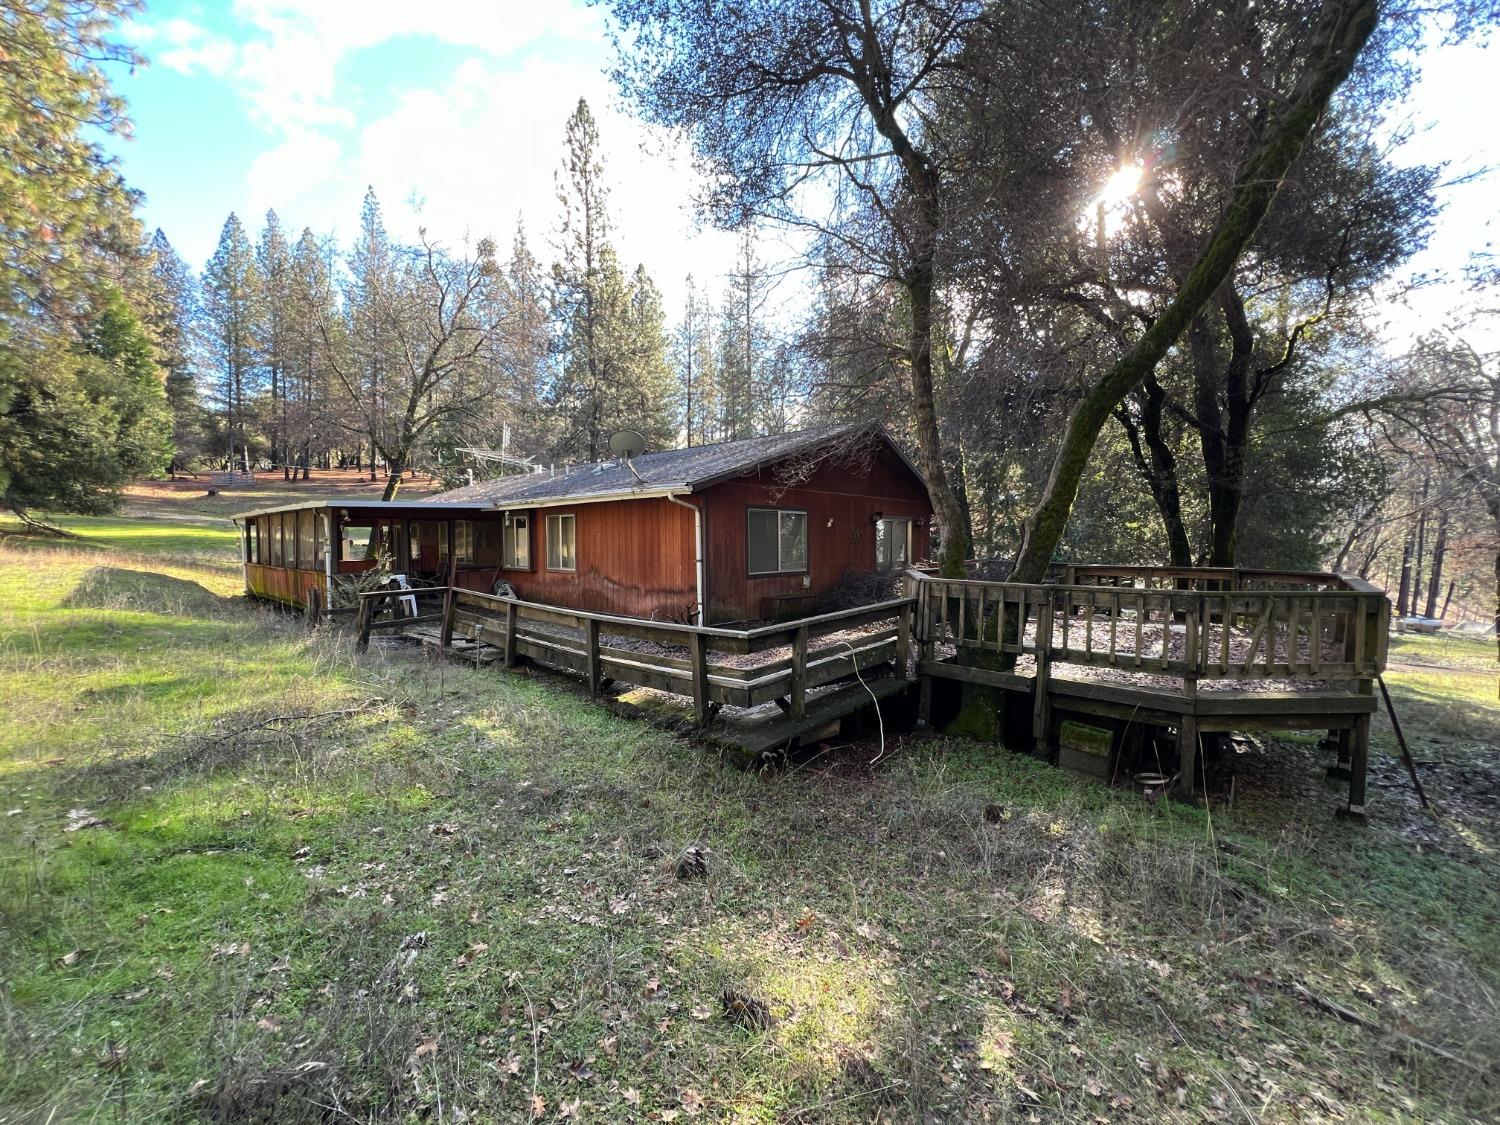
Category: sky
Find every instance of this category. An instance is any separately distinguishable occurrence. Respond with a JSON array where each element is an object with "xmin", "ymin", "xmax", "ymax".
[
  {"xmin": 108, "ymin": 0, "xmax": 755, "ymax": 316},
  {"xmin": 106, "ymin": 1, "xmax": 1496, "ymax": 345}
]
